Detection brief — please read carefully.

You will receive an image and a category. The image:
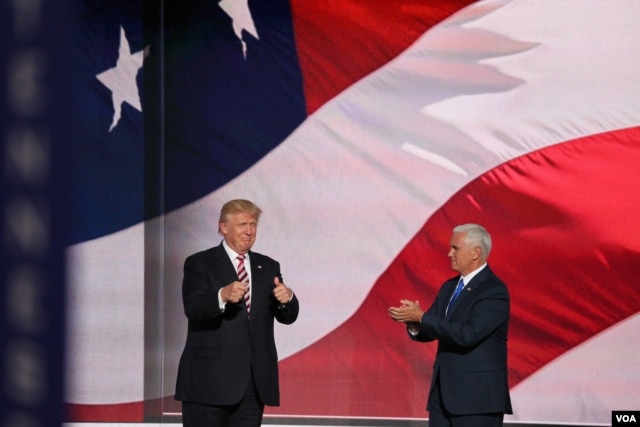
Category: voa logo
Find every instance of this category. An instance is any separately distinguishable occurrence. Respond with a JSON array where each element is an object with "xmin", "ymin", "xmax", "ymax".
[{"xmin": 613, "ymin": 411, "xmax": 640, "ymax": 426}]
